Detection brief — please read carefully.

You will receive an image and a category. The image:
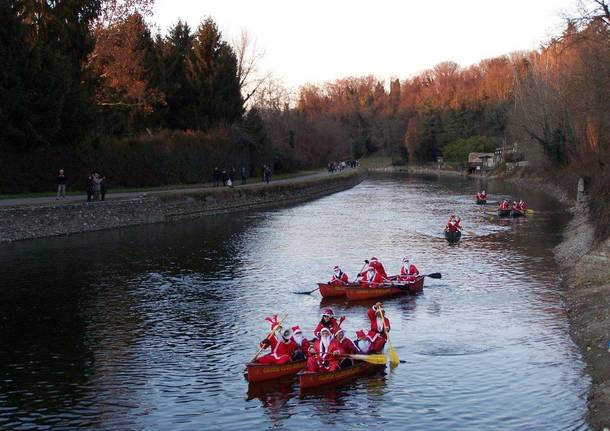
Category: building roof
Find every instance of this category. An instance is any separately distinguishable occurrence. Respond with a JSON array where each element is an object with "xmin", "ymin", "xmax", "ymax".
[{"xmin": 468, "ymin": 152, "xmax": 495, "ymax": 164}]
